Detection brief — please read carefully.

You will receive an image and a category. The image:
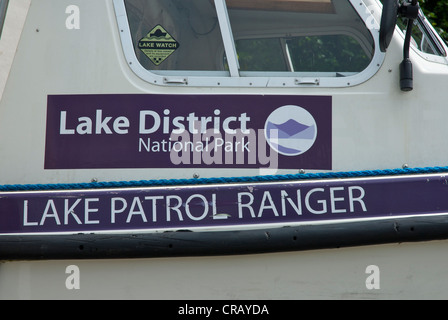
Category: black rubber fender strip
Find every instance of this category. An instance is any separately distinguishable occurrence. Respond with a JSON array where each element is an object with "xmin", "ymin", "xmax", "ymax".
[{"xmin": 1, "ymin": 215, "xmax": 448, "ymax": 260}]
